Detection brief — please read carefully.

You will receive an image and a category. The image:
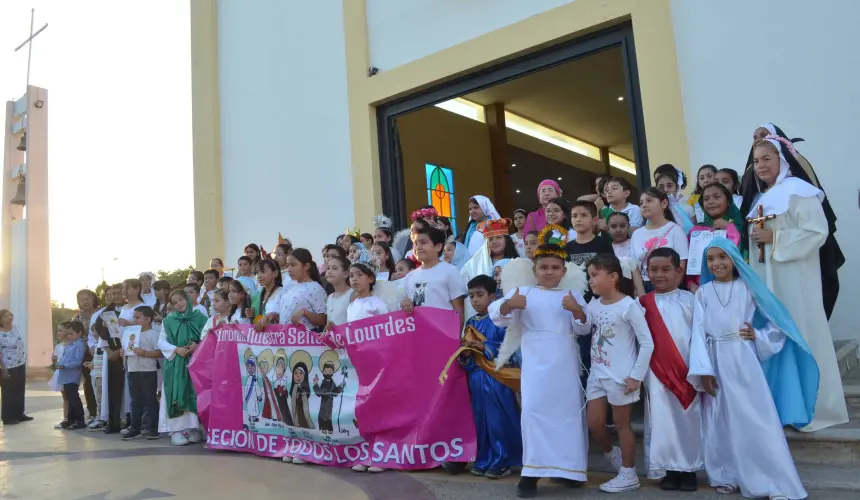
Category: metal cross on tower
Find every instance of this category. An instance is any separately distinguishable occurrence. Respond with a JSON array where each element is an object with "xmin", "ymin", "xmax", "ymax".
[{"xmin": 13, "ymin": 8, "xmax": 49, "ymax": 90}]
